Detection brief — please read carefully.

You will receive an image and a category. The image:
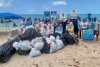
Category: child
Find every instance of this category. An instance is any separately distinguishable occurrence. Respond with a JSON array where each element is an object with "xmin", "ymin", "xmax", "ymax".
[{"xmin": 93, "ymin": 17, "xmax": 99, "ymax": 41}]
